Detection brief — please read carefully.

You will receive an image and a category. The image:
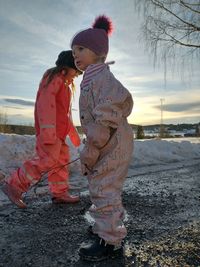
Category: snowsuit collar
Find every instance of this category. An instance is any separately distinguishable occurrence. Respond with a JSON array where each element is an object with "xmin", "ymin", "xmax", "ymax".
[{"xmin": 81, "ymin": 63, "xmax": 108, "ymax": 88}]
